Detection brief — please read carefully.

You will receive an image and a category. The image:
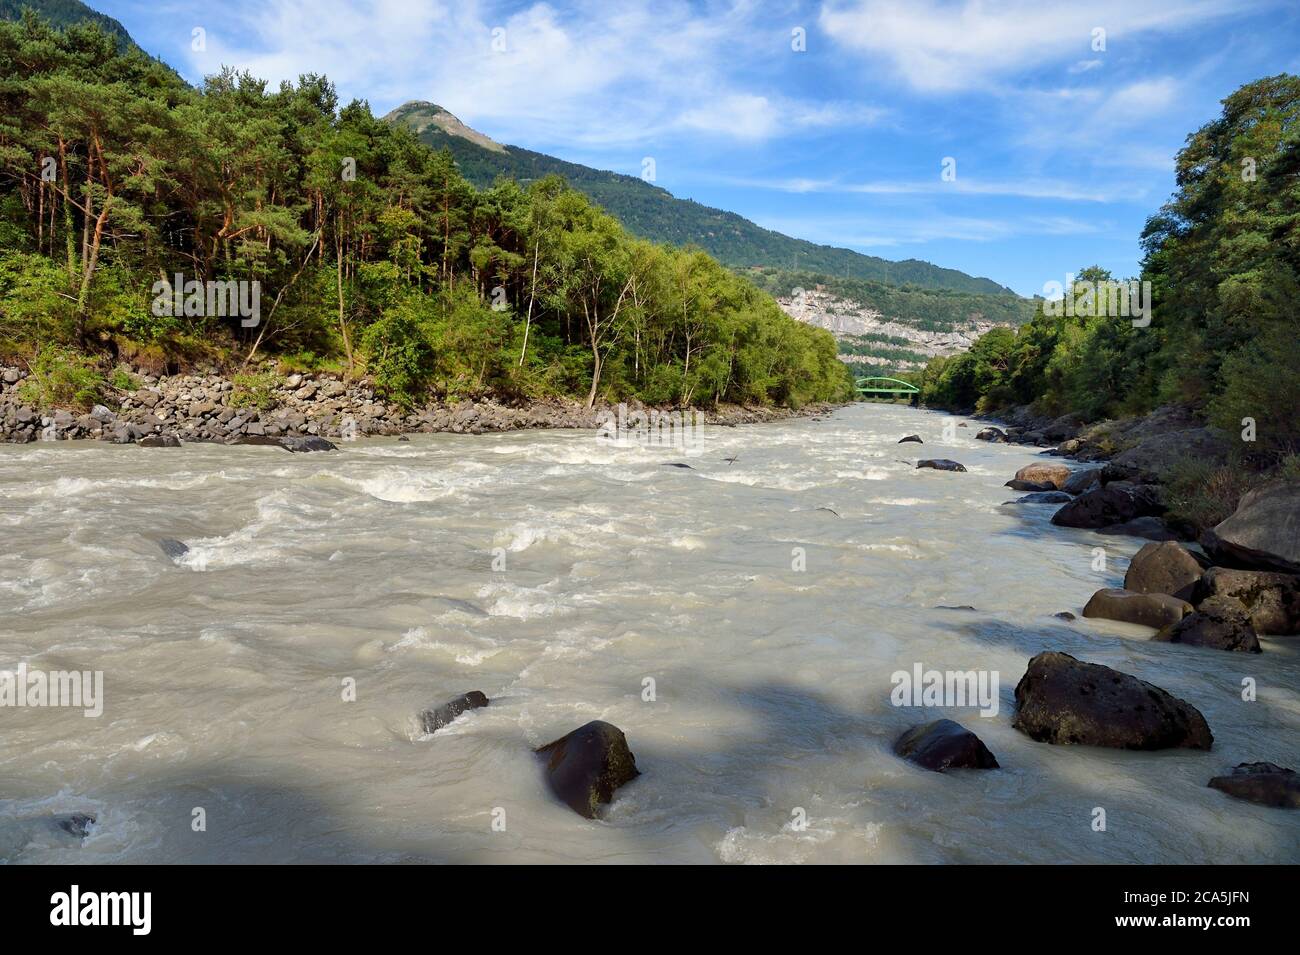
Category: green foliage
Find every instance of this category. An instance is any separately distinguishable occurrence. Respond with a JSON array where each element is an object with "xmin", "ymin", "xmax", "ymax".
[
  {"xmin": 1162, "ymin": 457, "xmax": 1256, "ymax": 536},
  {"xmin": 17, "ymin": 344, "xmax": 102, "ymax": 409},
  {"xmin": 229, "ymin": 371, "xmax": 276, "ymax": 410}
]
